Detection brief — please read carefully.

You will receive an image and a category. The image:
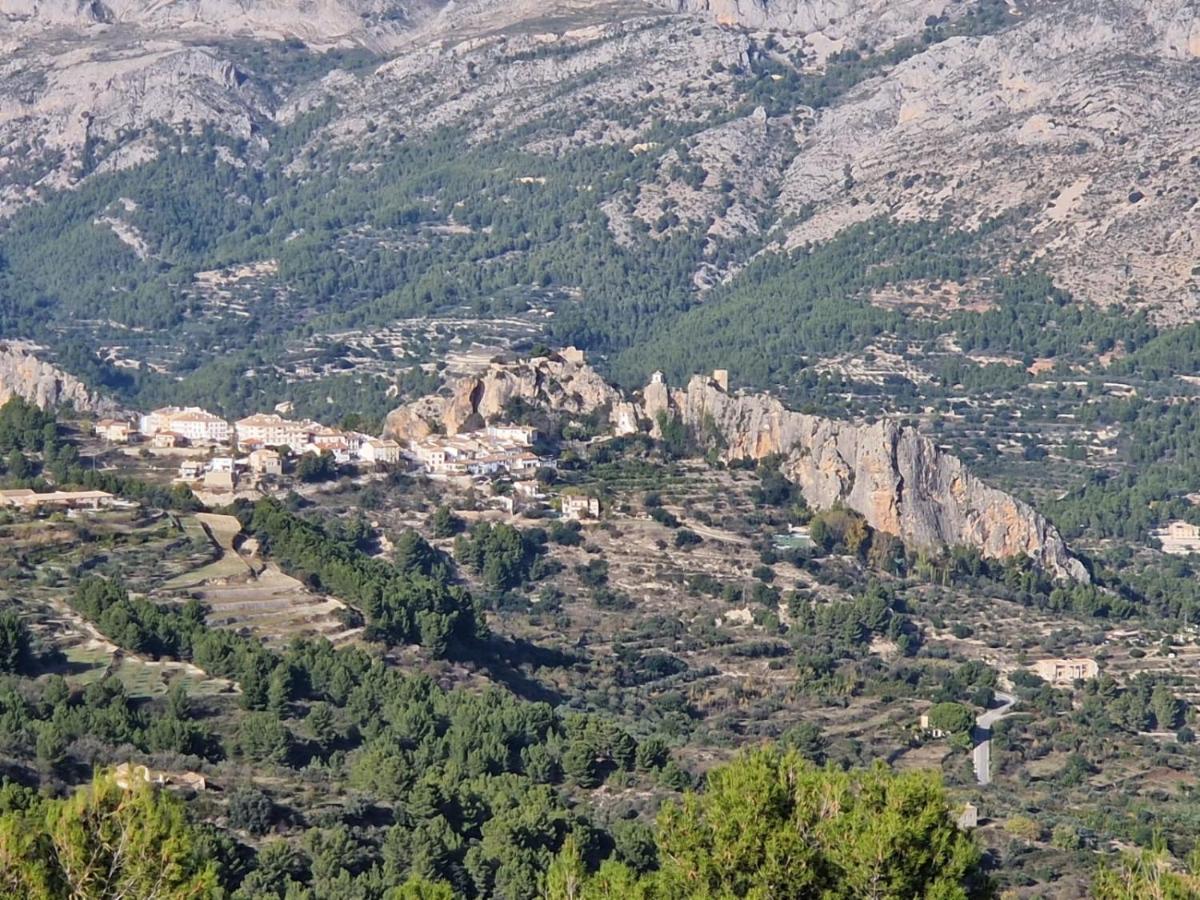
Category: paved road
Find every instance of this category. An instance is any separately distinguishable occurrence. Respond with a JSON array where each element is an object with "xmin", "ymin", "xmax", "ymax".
[{"xmin": 972, "ymin": 691, "xmax": 1016, "ymax": 786}]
